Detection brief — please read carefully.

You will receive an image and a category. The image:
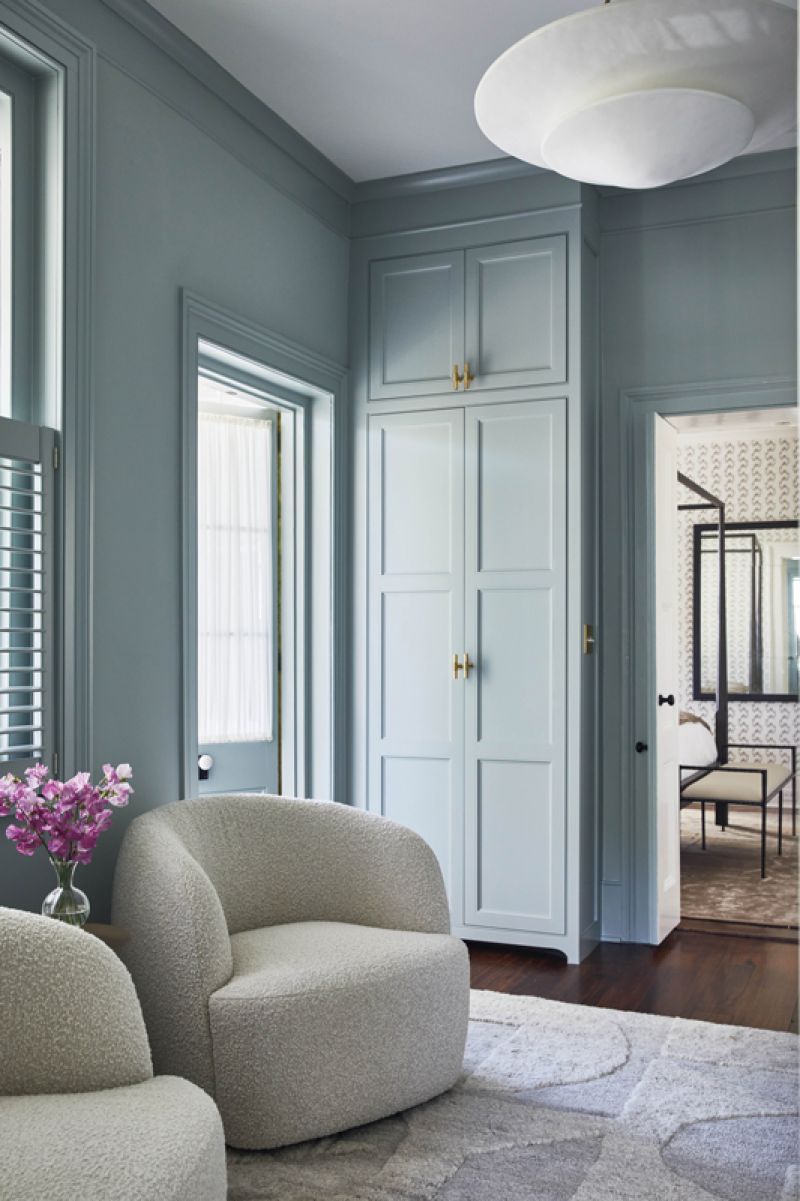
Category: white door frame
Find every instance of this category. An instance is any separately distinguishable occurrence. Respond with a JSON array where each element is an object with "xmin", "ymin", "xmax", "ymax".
[
  {"xmin": 180, "ymin": 291, "xmax": 348, "ymax": 803},
  {"xmin": 623, "ymin": 376, "xmax": 795, "ymax": 944}
]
